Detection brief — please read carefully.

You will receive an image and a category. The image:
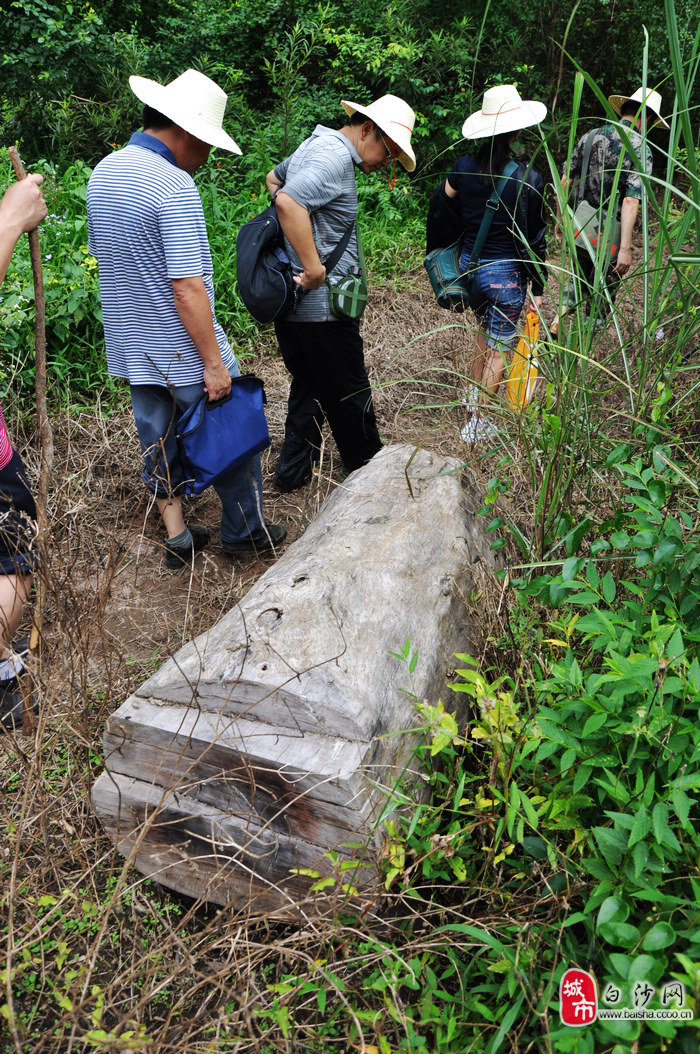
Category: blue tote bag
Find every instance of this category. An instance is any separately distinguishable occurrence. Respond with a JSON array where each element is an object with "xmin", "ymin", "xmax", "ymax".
[{"xmin": 175, "ymin": 374, "xmax": 271, "ymax": 496}]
